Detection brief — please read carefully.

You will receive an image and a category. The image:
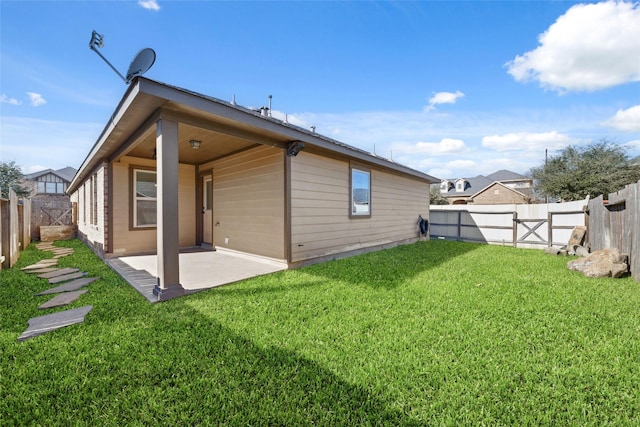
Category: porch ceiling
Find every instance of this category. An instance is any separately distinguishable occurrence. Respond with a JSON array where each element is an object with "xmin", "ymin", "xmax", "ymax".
[{"xmin": 126, "ymin": 123, "xmax": 260, "ymax": 165}]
